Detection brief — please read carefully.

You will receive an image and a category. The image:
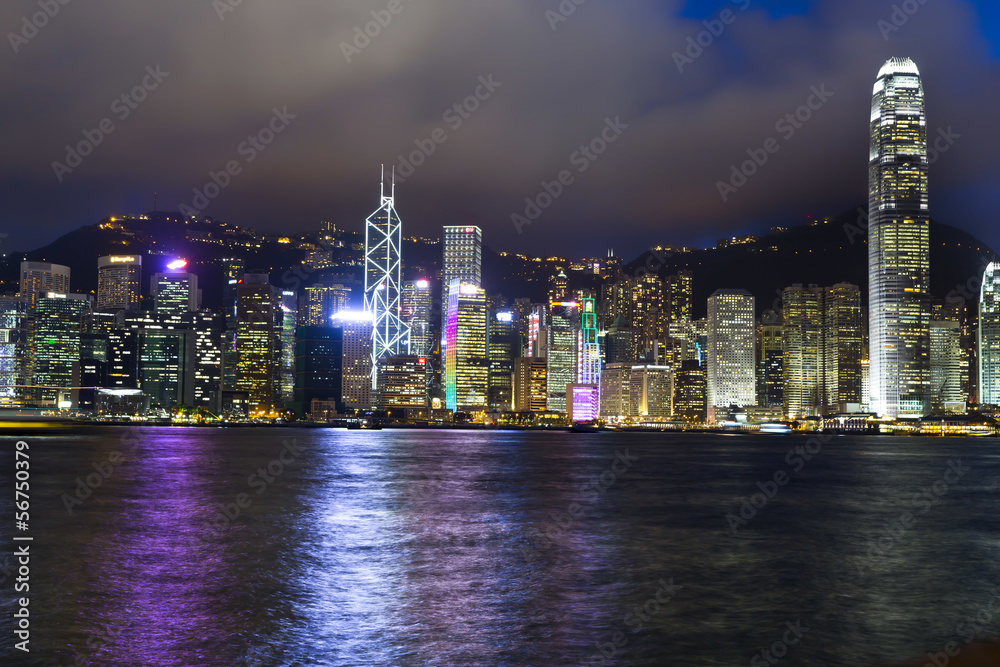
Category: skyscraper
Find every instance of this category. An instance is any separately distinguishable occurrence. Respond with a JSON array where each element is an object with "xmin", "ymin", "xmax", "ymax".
[
  {"xmin": 152, "ymin": 267, "xmax": 200, "ymax": 316},
  {"xmin": 444, "ymin": 280, "xmax": 489, "ymax": 412},
  {"xmin": 278, "ymin": 291, "xmax": 297, "ymax": 405},
  {"xmin": 19, "ymin": 261, "xmax": 70, "ymax": 309},
  {"xmin": 235, "ymin": 273, "xmax": 275, "ymax": 416},
  {"xmin": 579, "ymin": 297, "xmax": 601, "ymax": 386},
  {"xmin": 930, "ymin": 320, "xmax": 963, "ymax": 412},
  {"xmin": 0, "ymin": 296, "xmax": 29, "ymax": 407},
  {"xmin": 364, "ymin": 171, "xmax": 408, "ymax": 388},
  {"xmin": 304, "ymin": 281, "xmax": 352, "ymax": 326},
  {"xmin": 293, "ymin": 325, "xmax": 344, "ymax": 417},
  {"xmin": 33, "ymin": 292, "xmax": 92, "ymax": 406},
  {"xmin": 868, "ymin": 57, "xmax": 930, "ymax": 418},
  {"xmin": 979, "ymin": 262, "xmax": 1000, "ymax": 406},
  {"xmin": 334, "ymin": 311, "xmax": 373, "ymax": 410},
  {"xmin": 706, "ymin": 289, "xmax": 756, "ymax": 422},
  {"xmin": 402, "ymin": 279, "xmax": 434, "ymax": 357},
  {"xmin": 824, "ymin": 283, "xmax": 864, "ymax": 409},
  {"xmin": 757, "ymin": 313, "xmax": 784, "ymax": 409},
  {"xmin": 513, "ymin": 357, "xmax": 548, "ymax": 413},
  {"xmin": 97, "ymin": 255, "xmax": 142, "ymax": 311},
  {"xmin": 544, "ymin": 301, "xmax": 580, "ymax": 413},
  {"xmin": 487, "ymin": 310, "xmax": 516, "ymax": 412},
  {"xmin": 782, "ymin": 285, "xmax": 824, "ymax": 419},
  {"xmin": 442, "ymin": 226, "xmax": 483, "ymax": 287}
]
